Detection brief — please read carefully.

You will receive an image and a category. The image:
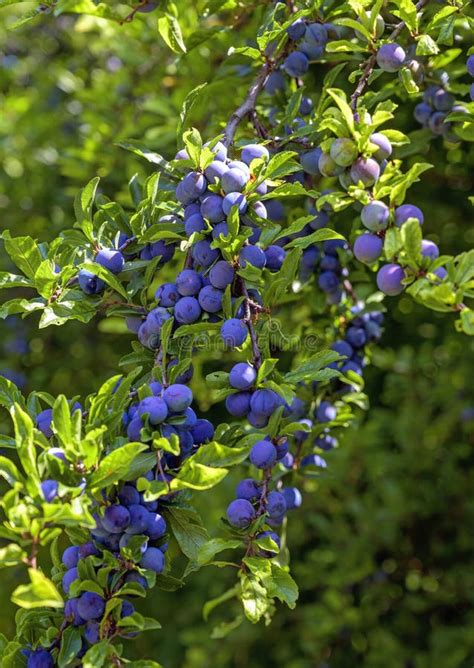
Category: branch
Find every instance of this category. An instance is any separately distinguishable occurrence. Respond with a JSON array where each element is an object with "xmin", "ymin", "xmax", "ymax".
[
  {"xmin": 237, "ymin": 276, "xmax": 262, "ymax": 369},
  {"xmin": 350, "ymin": 0, "xmax": 431, "ymax": 111},
  {"xmin": 223, "ymin": 60, "xmax": 273, "ymax": 147}
]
